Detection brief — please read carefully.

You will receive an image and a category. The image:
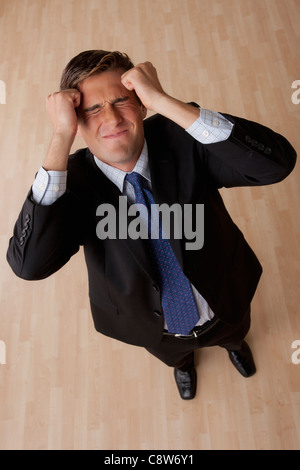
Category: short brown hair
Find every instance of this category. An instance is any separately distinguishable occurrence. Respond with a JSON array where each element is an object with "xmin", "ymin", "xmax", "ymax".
[{"xmin": 60, "ymin": 50, "xmax": 134, "ymax": 91}]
